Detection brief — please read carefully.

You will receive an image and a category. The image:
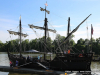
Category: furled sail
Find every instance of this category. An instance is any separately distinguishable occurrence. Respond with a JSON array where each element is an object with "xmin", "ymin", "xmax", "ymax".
[
  {"xmin": 7, "ymin": 30, "xmax": 28, "ymax": 37},
  {"xmin": 64, "ymin": 14, "xmax": 91, "ymax": 42},
  {"xmin": 55, "ymin": 14, "xmax": 92, "ymax": 52},
  {"xmin": 28, "ymin": 24, "xmax": 56, "ymax": 33}
]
